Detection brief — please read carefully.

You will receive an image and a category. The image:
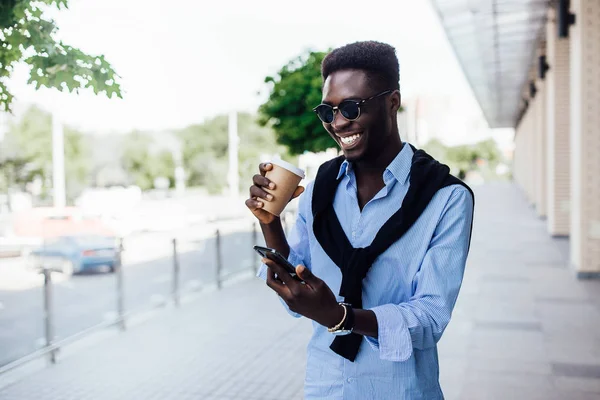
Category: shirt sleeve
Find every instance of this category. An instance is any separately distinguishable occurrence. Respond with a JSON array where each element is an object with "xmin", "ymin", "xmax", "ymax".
[
  {"xmin": 365, "ymin": 186, "xmax": 474, "ymax": 362},
  {"xmin": 256, "ymin": 182, "xmax": 313, "ymax": 317}
]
